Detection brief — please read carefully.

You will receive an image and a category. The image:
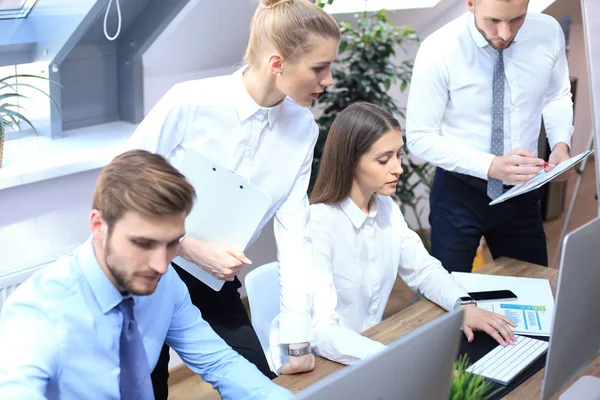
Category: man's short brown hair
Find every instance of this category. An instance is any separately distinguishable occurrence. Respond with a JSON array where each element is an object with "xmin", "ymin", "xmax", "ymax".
[{"xmin": 92, "ymin": 150, "xmax": 196, "ymax": 231}]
